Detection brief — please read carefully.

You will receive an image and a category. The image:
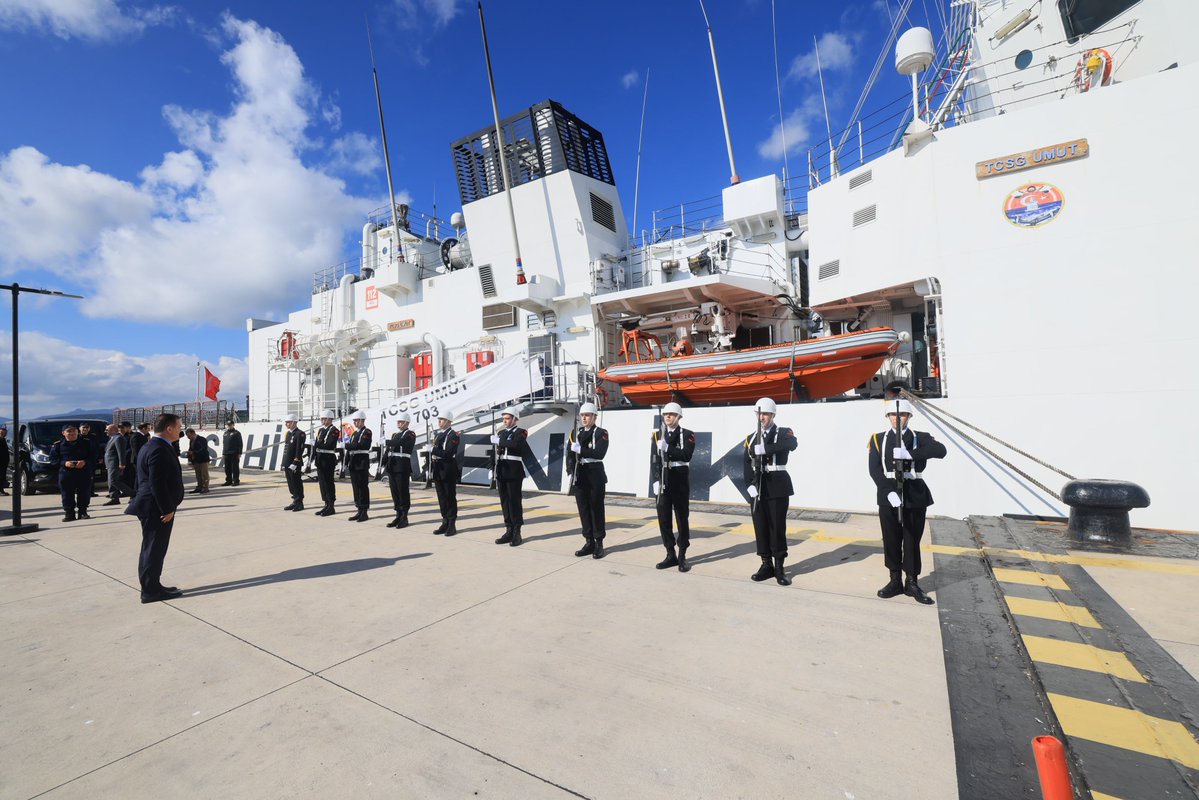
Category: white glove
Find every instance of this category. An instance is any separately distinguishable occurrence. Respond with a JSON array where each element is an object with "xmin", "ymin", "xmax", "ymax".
[
  {"xmin": 570, "ymin": 442, "xmax": 582, "ymax": 453},
  {"xmin": 747, "ymin": 485, "xmax": 758, "ymax": 499},
  {"xmin": 652, "ymin": 481, "xmax": 660, "ymax": 496},
  {"xmin": 287, "ymin": 463, "xmax": 298, "ymax": 473},
  {"xmin": 656, "ymin": 439, "xmax": 668, "ymax": 452},
  {"xmin": 487, "ymin": 470, "xmax": 494, "ymax": 482},
  {"xmin": 893, "ymin": 447, "xmax": 912, "ymax": 460},
  {"xmin": 490, "ymin": 434, "xmax": 500, "ymax": 444},
  {"xmin": 887, "ymin": 491, "xmax": 901, "ymax": 508},
  {"xmin": 753, "ymin": 443, "xmax": 766, "ymax": 456}
]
